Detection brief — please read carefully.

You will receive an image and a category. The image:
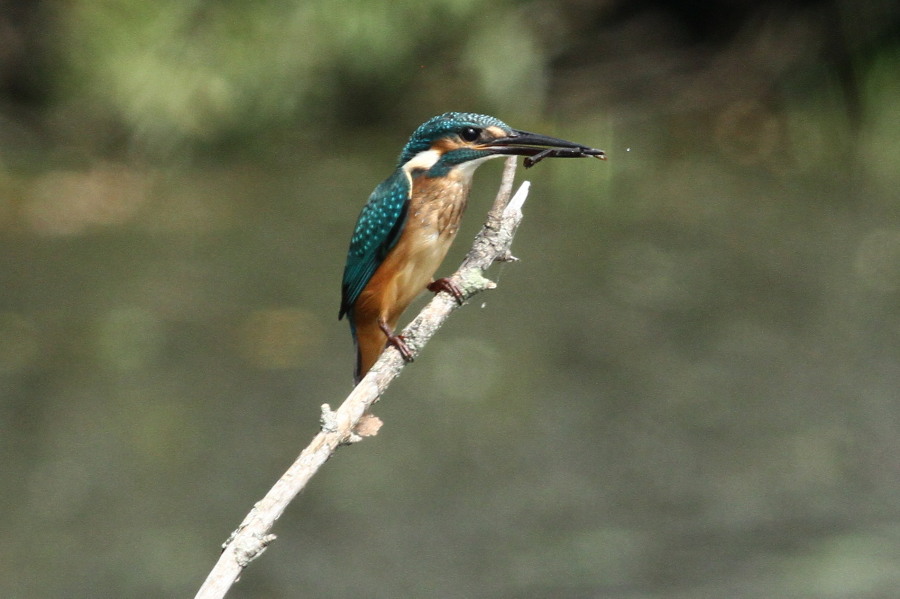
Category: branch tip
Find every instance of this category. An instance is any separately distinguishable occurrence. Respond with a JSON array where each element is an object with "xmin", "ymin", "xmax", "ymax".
[{"xmin": 504, "ymin": 181, "xmax": 530, "ymax": 218}]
